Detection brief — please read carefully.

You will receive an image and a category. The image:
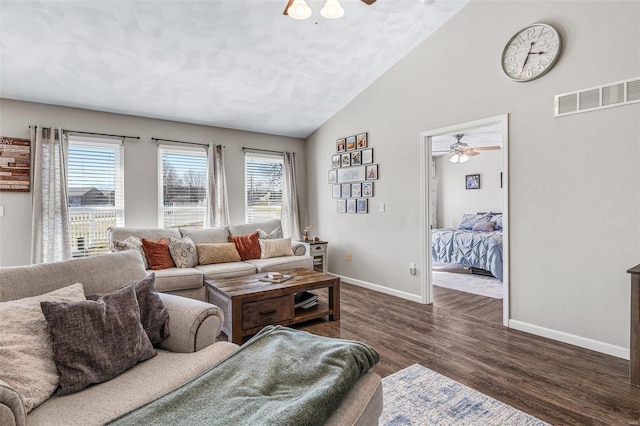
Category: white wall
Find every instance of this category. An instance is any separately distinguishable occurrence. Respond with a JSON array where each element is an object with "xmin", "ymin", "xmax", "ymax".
[
  {"xmin": 306, "ymin": 1, "xmax": 640, "ymax": 354},
  {"xmin": 435, "ymin": 149, "xmax": 503, "ymax": 228},
  {"xmin": 0, "ymin": 99, "xmax": 306, "ymax": 267}
]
